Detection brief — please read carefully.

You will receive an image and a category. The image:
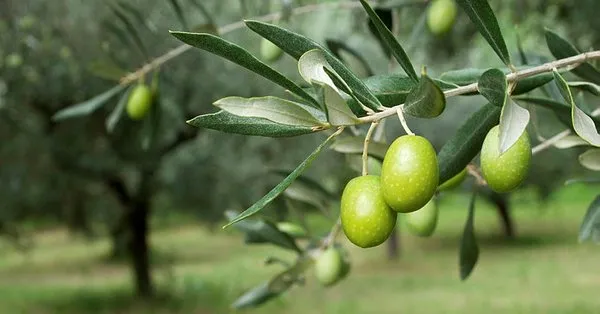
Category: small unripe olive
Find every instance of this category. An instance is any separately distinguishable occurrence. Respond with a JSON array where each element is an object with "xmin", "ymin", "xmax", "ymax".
[
  {"xmin": 438, "ymin": 167, "xmax": 467, "ymax": 191},
  {"xmin": 276, "ymin": 222, "xmax": 307, "ymax": 238},
  {"xmin": 260, "ymin": 38, "xmax": 283, "ymax": 63},
  {"xmin": 126, "ymin": 84, "xmax": 153, "ymax": 120},
  {"xmin": 403, "ymin": 198, "xmax": 438, "ymax": 237},
  {"xmin": 340, "ymin": 175, "xmax": 397, "ymax": 248},
  {"xmin": 381, "ymin": 135, "xmax": 439, "ymax": 213},
  {"xmin": 314, "ymin": 247, "xmax": 343, "ymax": 286},
  {"xmin": 427, "ymin": 0, "xmax": 457, "ymax": 36},
  {"xmin": 480, "ymin": 125, "xmax": 531, "ymax": 193}
]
